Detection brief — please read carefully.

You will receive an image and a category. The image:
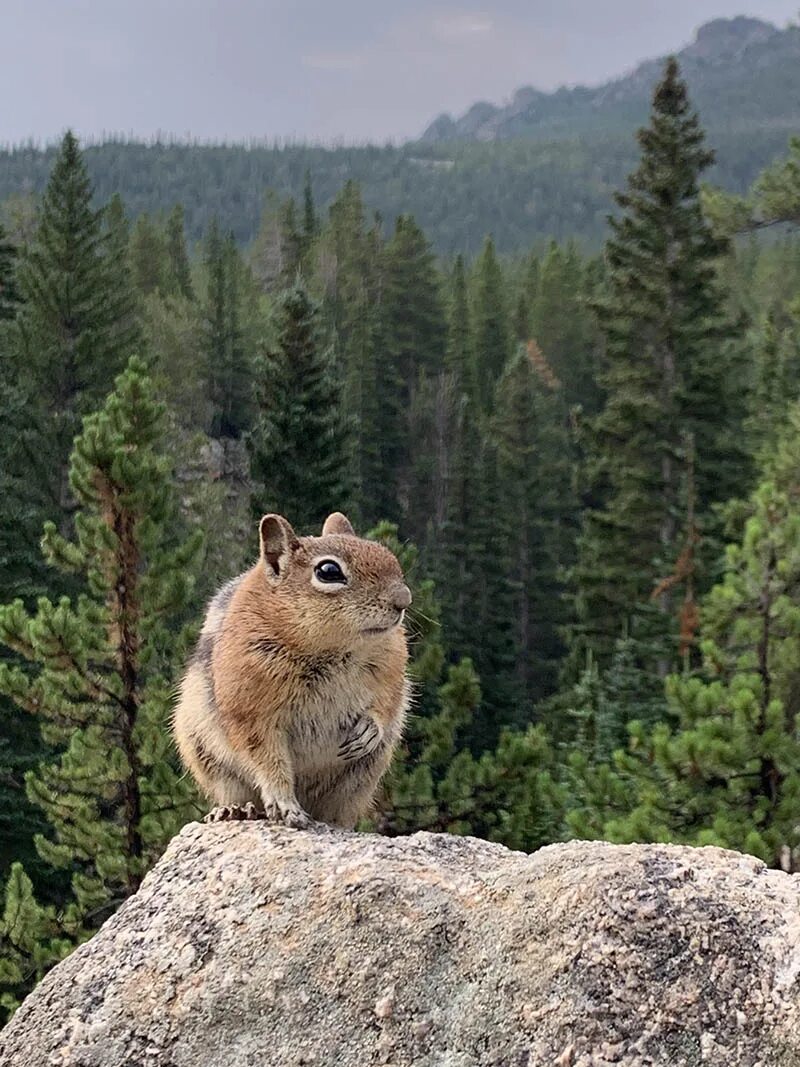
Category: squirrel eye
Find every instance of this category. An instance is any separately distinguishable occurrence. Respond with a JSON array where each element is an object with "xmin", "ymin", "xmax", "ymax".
[{"xmin": 314, "ymin": 559, "xmax": 346, "ymax": 584}]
